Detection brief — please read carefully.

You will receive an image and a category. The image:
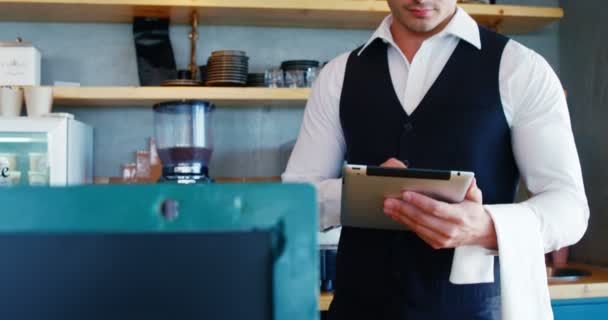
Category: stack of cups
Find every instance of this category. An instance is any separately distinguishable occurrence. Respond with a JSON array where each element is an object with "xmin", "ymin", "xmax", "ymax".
[
  {"xmin": 28, "ymin": 152, "xmax": 49, "ymax": 186},
  {"xmin": 0, "ymin": 86, "xmax": 53, "ymax": 117},
  {"xmin": 0, "ymin": 153, "xmax": 49, "ymax": 186}
]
